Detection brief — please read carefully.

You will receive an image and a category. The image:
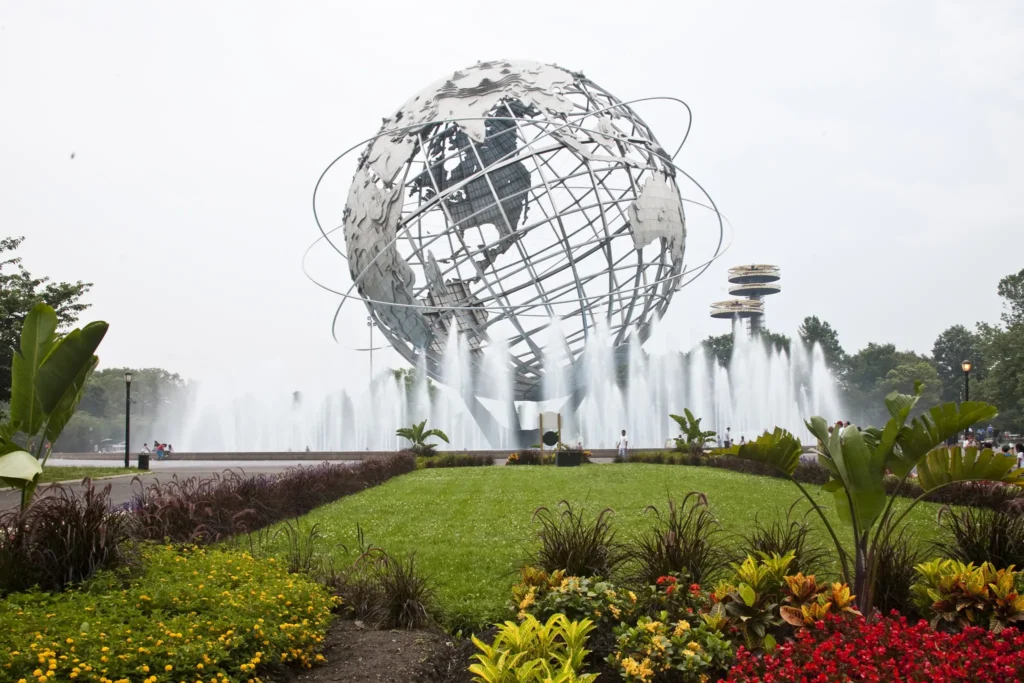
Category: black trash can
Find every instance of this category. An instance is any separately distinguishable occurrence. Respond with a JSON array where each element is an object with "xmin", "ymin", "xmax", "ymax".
[
  {"xmin": 138, "ymin": 452, "xmax": 150, "ymax": 471},
  {"xmin": 556, "ymin": 451, "xmax": 582, "ymax": 467}
]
